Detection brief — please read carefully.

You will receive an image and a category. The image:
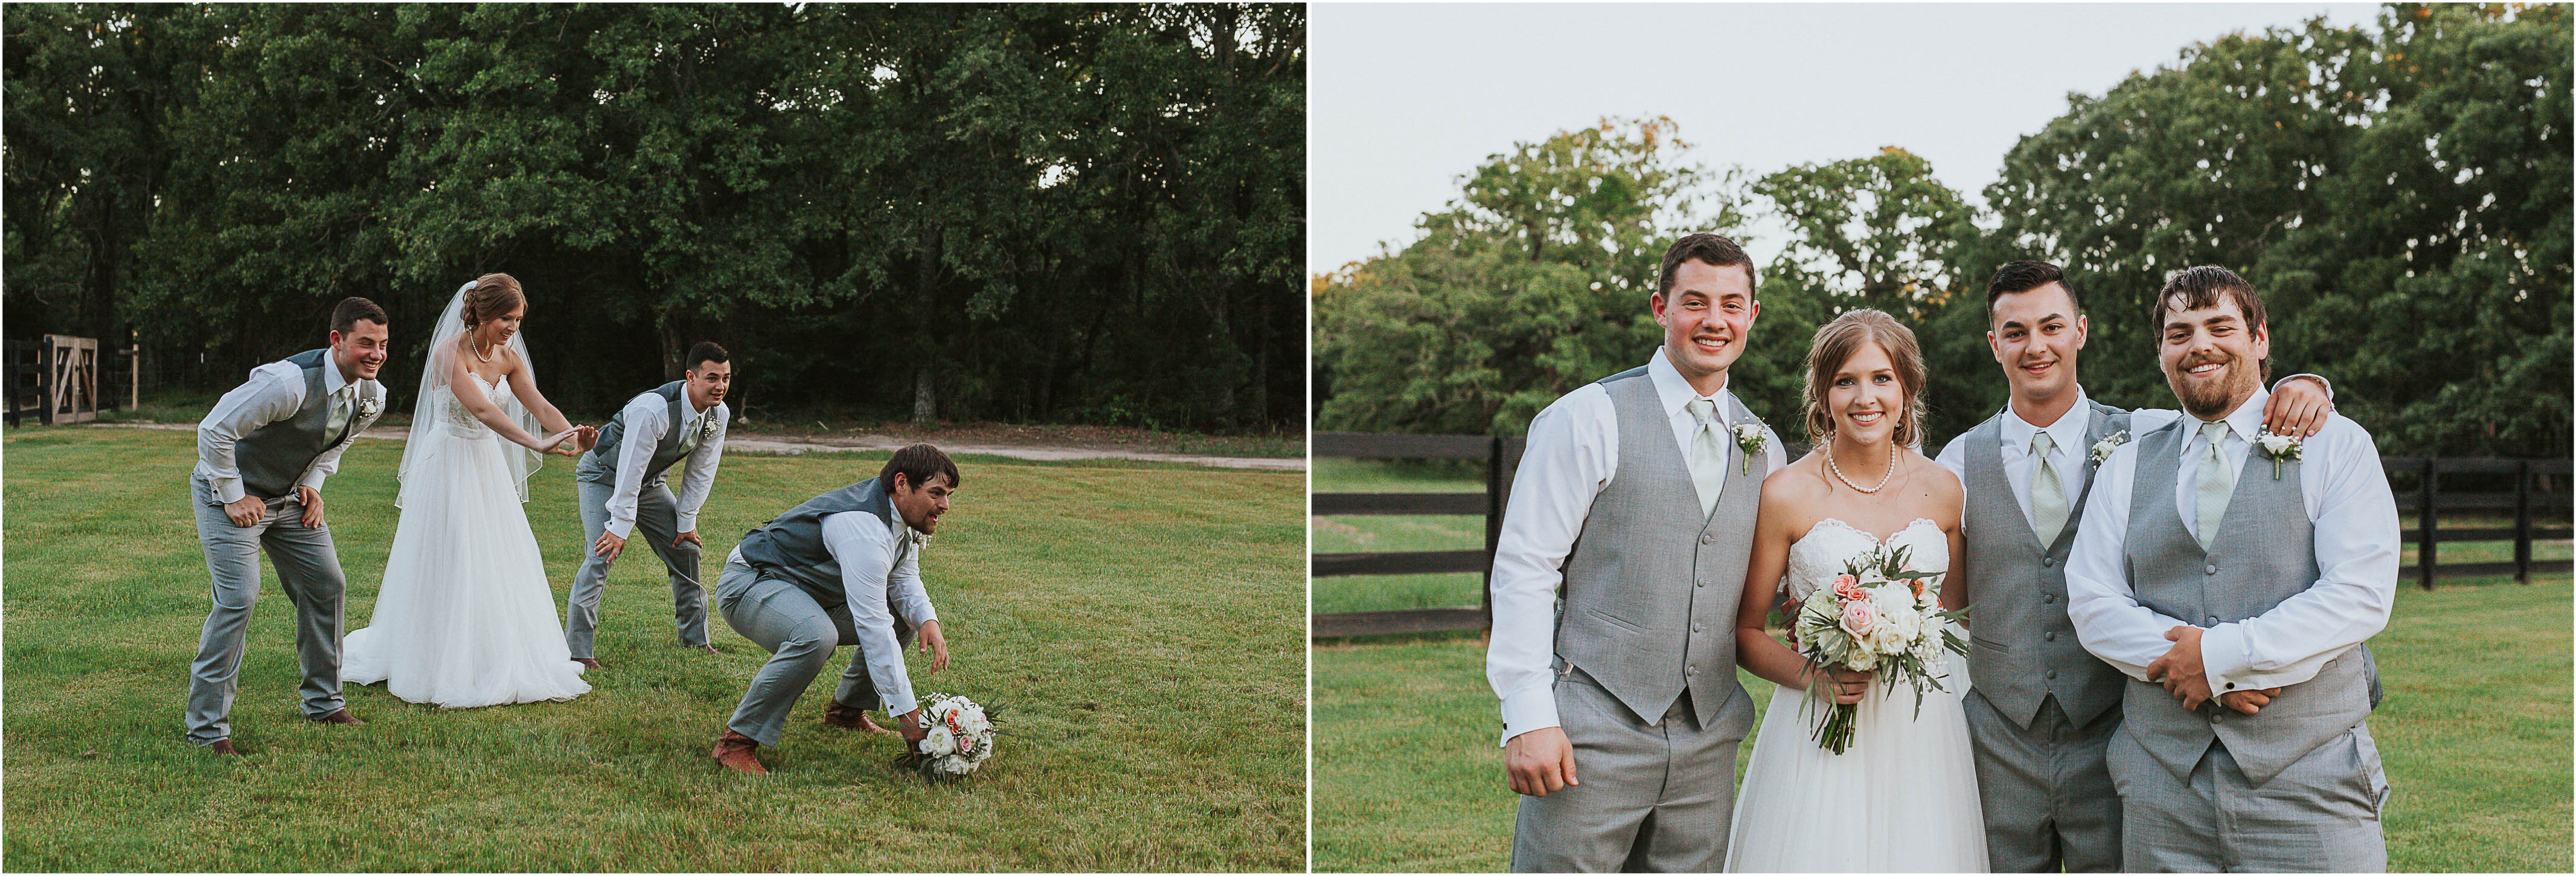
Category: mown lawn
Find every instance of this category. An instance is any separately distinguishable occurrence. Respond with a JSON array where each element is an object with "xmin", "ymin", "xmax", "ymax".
[
  {"xmin": 4, "ymin": 427, "xmax": 1305, "ymax": 871},
  {"xmin": 1312, "ymin": 576, "xmax": 2571, "ymax": 872}
]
